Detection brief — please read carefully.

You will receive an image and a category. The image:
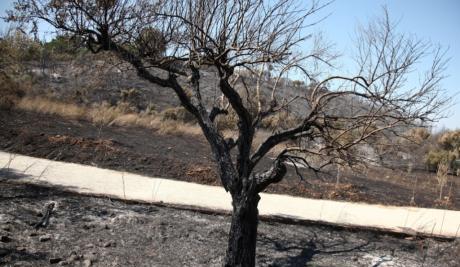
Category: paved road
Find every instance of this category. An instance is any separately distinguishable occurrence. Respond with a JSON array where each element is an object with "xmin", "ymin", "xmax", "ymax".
[{"xmin": 1, "ymin": 151, "xmax": 459, "ymax": 238}]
